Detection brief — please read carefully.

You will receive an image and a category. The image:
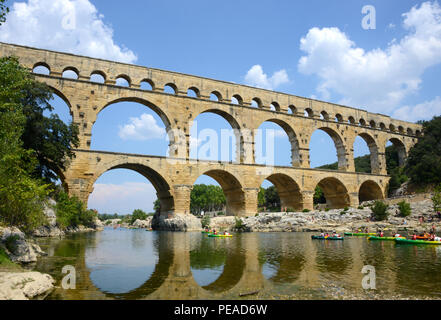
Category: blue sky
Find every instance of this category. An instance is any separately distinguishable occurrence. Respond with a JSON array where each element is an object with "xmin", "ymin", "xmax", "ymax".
[{"xmin": 1, "ymin": 0, "xmax": 440, "ymax": 214}]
